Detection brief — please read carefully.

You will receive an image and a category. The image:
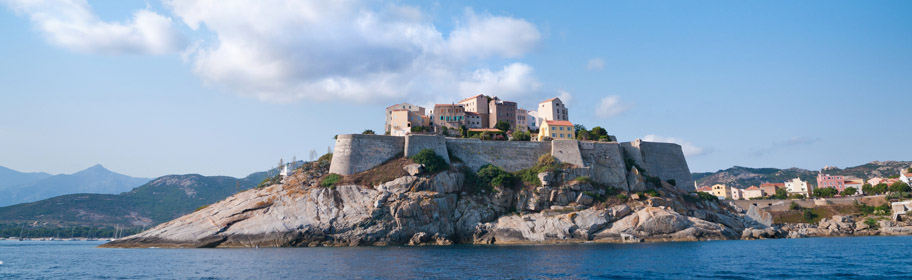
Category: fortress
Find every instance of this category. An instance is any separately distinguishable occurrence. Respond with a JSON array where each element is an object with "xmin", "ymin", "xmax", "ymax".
[{"xmin": 329, "ymin": 134, "xmax": 695, "ymax": 192}]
